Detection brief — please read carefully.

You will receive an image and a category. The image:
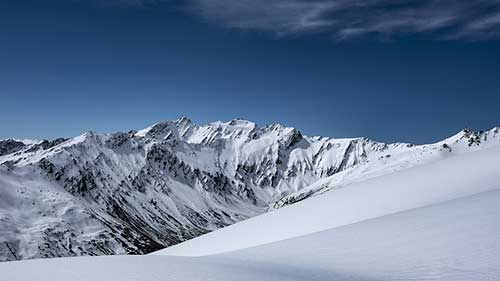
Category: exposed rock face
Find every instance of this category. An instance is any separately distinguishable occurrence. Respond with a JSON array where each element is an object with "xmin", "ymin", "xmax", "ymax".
[
  {"xmin": 0, "ymin": 139, "xmax": 26, "ymax": 156},
  {"xmin": 0, "ymin": 119, "xmax": 498, "ymax": 261}
]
